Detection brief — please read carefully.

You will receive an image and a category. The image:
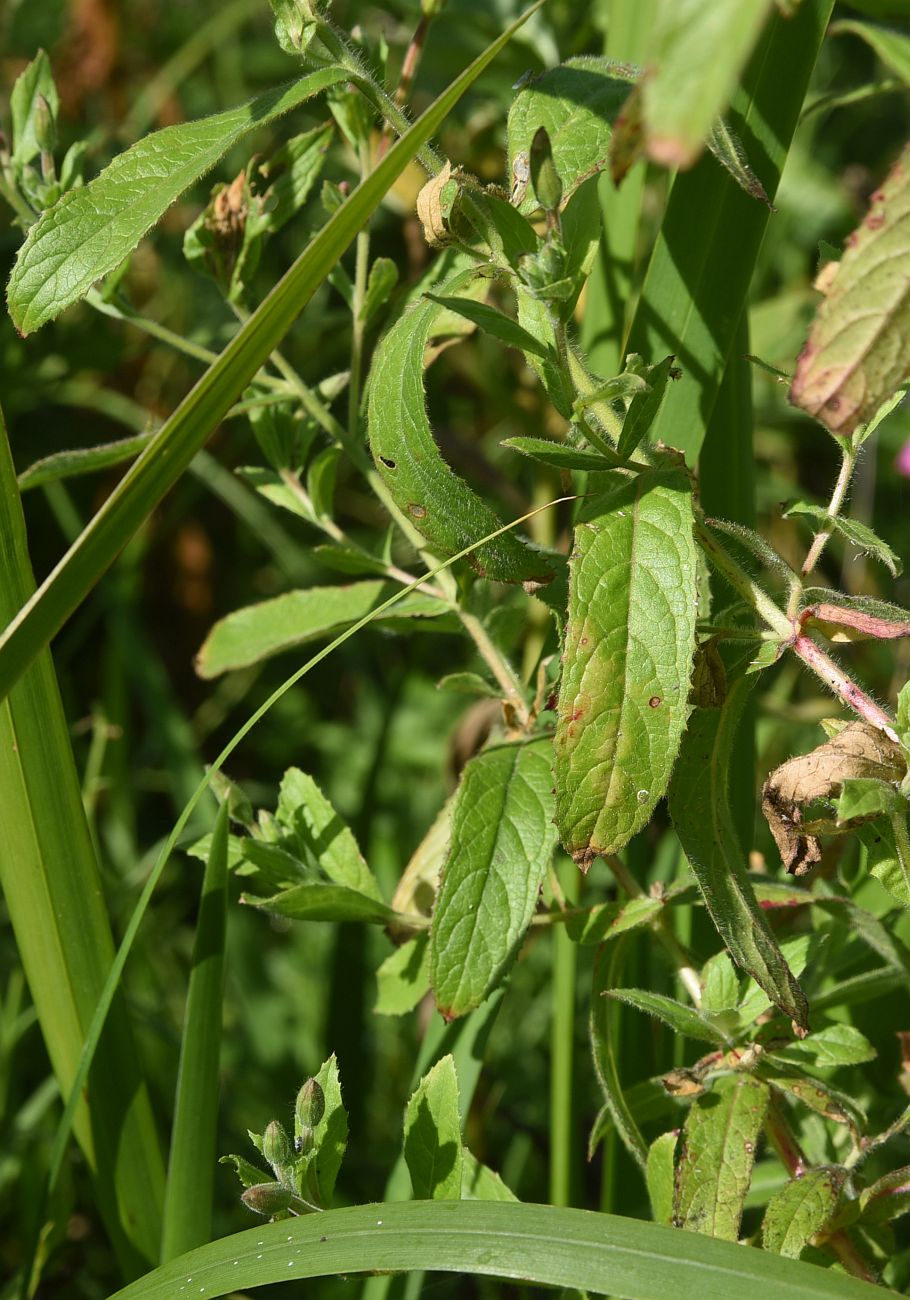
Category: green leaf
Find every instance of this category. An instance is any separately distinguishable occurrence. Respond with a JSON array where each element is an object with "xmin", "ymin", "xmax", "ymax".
[
  {"xmin": 0, "ymin": 5, "xmax": 544, "ymax": 702},
  {"xmin": 368, "ymin": 271, "xmax": 555, "ymax": 585},
  {"xmin": 700, "ymin": 952, "xmax": 740, "ymax": 1013},
  {"xmin": 430, "ymin": 738, "xmax": 557, "ymax": 1018},
  {"xmin": 424, "ymin": 292, "xmax": 549, "ymax": 358},
  {"xmin": 785, "ymin": 503, "xmax": 901, "ymax": 577},
  {"xmin": 375, "ymin": 935, "xmax": 430, "ymax": 1016},
  {"xmin": 859, "ymin": 816, "xmax": 910, "ymax": 907},
  {"xmin": 8, "ymin": 69, "xmax": 347, "ymax": 333},
  {"xmin": 248, "ymin": 882, "xmax": 398, "ymax": 925},
  {"xmin": 436, "ymin": 671, "xmax": 501, "ymax": 699},
  {"xmin": 772, "ymin": 1023, "xmax": 877, "ymax": 1070},
  {"xmin": 615, "ymin": 355, "xmax": 675, "ymax": 461},
  {"xmin": 500, "ymin": 436, "xmax": 618, "ymax": 472},
  {"xmin": 554, "ymin": 468, "xmax": 697, "ymax": 865},
  {"xmin": 668, "ymin": 676, "xmax": 809, "ymax": 1029},
  {"xmin": 800, "ymin": 588, "xmax": 910, "ymax": 642},
  {"xmin": 704, "ymin": 517, "xmax": 800, "ymax": 582},
  {"xmin": 759, "ymin": 1071, "xmax": 865, "ymax": 1134},
  {"xmin": 507, "ymin": 57, "xmax": 631, "ymax": 212},
  {"xmin": 789, "ymin": 142, "xmax": 910, "ymax": 436},
  {"xmin": 734, "ymin": 934, "xmax": 816, "ymax": 1031},
  {"xmin": 461, "ymin": 1149, "xmax": 518, "ymax": 1202},
  {"xmin": 219, "ymin": 1153, "xmax": 267, "ymax": 1190},
  {"xmin": 607, "ymin": 988, "xmax": 728, "ymax": 1047},
  {"xmin": 646, "ymin": 1132, "xmax": 678, "ymax": 1226},
  {"xmin": 308, "ymin": 1053, "xmax": 348, "ymax": 1206},
  {"xmin": 565, "ymin": 895, "xmax": 663, "ymax": 944},
  {"xmin": 860, "ymin": 1165, "xmax": 910, "ymax": 1225},
  {"xmin": 17, "ymin": 431, "xmax": 155, "ymax": 491},
  {"xmin": 831, "ymin": 19, "xmax": 910, "ymax": 87},
  {"xmin": 362, "ymin": 256, "xmax": 398, "ymax": 322},
  {"xmin": 639, "ymin": 0, "xmax": 774, "ymax": 169},
  {"xmin": 403, "ymin": 1056, "xmax": 463, "ymax": 1200},
  {"xmin": 762, "ymin": 1167, "xmax": 846, "ymax": 1258},
  {"xmin": 276, "ymin": 767, "xmax": 381, "ymax": 900},
  {"xmin": 257, "ymin": 123, "xmax": 334, "ymax": 236},
  {"xmin": 837, "ymin": 777, "xmax": 906, "ymax": 823},
  {"xmin": 195, "ymin": 581, "xmax": 447, "ymax": 677},
  {"xmin": 105, "ymin": 1198, "xmax": 889, "ymax": 1300},
  {"xmin": 10, "ymin": 49, "xmax": 59, "ymax": 170},
  {"xmin": 161, "ymin": 803, "xmax": 229, "ymax": 1261},
  {"xmin": 589, "ymin": 940, "xmax": 648, "ymax": 1168},
  {"xmin": 674, "ymin": 1074, "xmax": 769, "ymax": 1239}
]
